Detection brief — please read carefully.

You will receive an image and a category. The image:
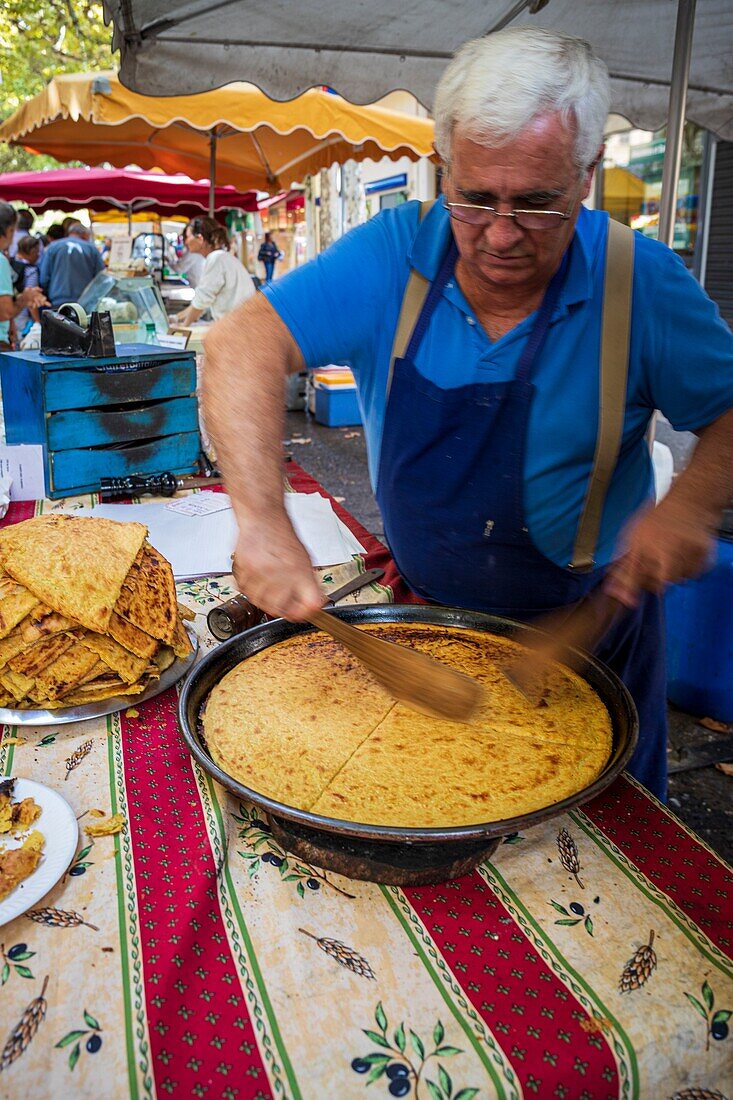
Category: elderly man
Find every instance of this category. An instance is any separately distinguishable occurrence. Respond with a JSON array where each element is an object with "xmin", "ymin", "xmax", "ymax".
[
  {"xmin": 203, "ymin": 29, "xmax": 733, "ymax": 800},
  {"xmin": 40, "ymin": 220, "xmax": 104, "ymax": 308}
]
